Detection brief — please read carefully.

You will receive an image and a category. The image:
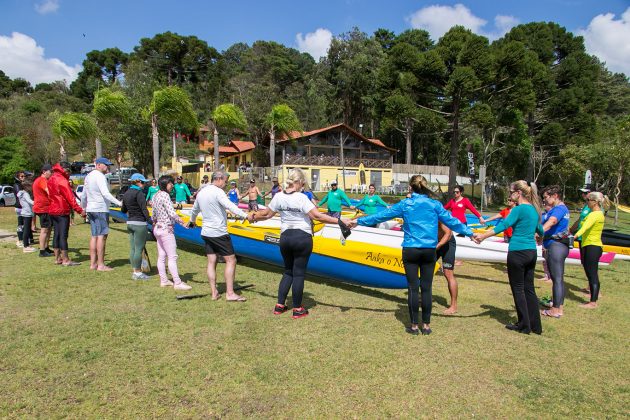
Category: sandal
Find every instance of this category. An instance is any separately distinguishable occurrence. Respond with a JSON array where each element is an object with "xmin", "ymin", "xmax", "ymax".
[
  {"xmin": 541, "ymin": 309, "xmax": 561, "ymax": 318},
  {"xmin": 62, "ymin": 261, "xmax": 81, "ymax": 267}
]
